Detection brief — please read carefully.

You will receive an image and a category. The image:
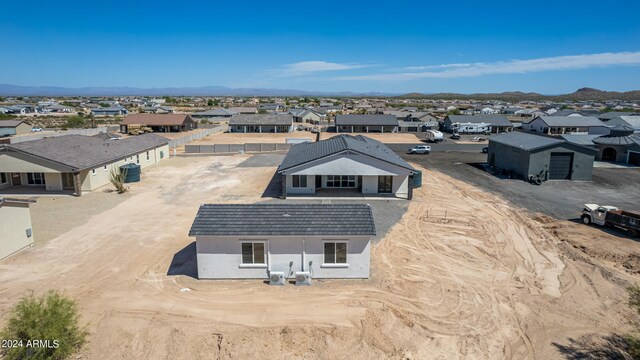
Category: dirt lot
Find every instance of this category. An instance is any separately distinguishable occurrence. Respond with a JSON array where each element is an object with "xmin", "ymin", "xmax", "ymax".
[
  {"xmin": 1, "ymin": 154, "xmax": 639, "ymax": 359},
  {"xmin": 320, "ymin": 132, "xmax": 421, "ymax": 143},
  {"xmin": 191, "ymin": 131, "xmax": 316, "ymax": 145}
]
